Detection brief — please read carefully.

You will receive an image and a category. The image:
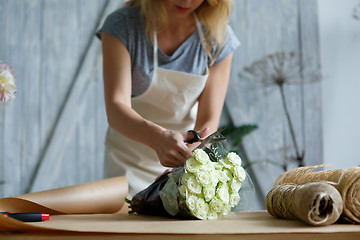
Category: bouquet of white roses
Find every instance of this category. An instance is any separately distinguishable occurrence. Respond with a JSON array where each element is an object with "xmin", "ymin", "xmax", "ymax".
[{"xmin": 127, "ymin": 139, "xmax": 247, "ymax": 220}]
